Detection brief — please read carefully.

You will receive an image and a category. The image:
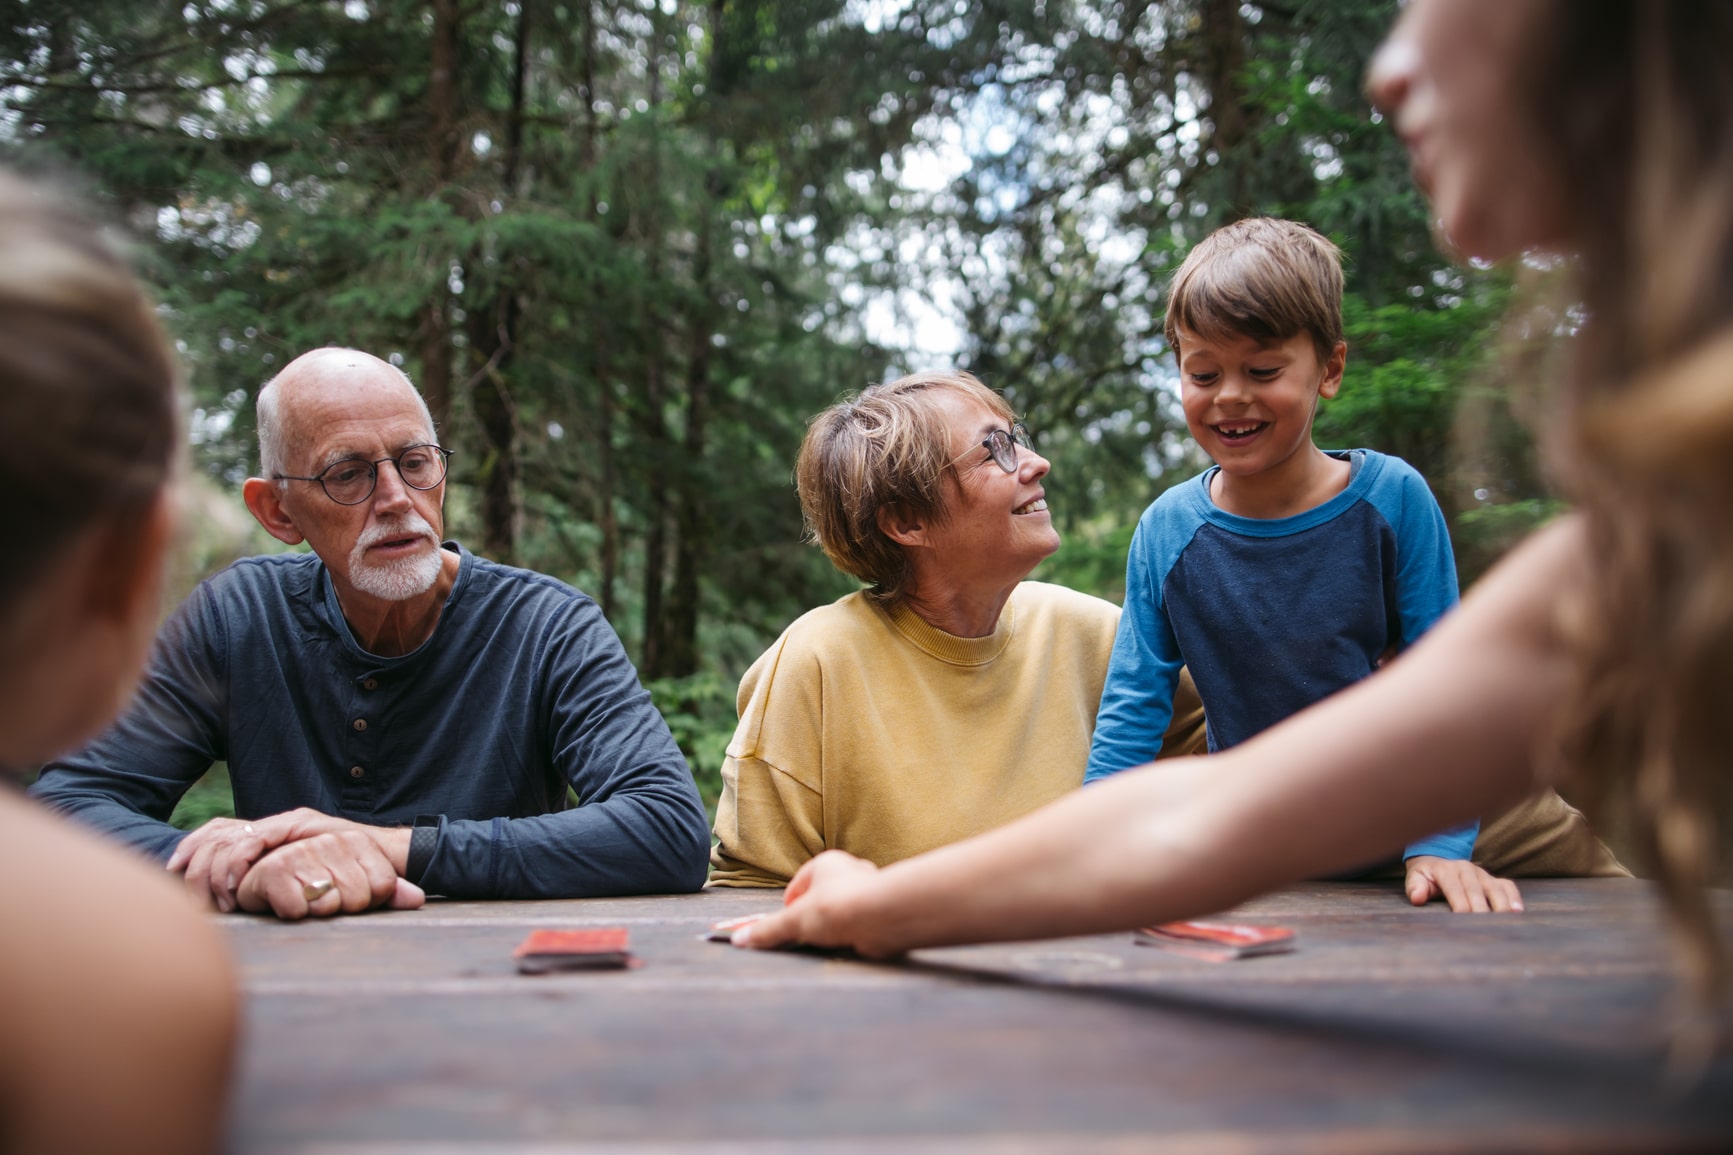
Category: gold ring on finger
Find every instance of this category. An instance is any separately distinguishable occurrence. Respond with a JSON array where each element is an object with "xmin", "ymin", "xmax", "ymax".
[{"xmin": 301, "ymin": 878, "xmax": 335, "ymax": 903}]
